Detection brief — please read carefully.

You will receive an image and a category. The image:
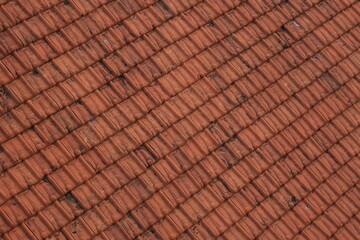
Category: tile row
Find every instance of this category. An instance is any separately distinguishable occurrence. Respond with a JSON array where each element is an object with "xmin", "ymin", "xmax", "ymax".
[{"xmin": 0, "ymin": 0, "xmax": 356, "ymax": 236}]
